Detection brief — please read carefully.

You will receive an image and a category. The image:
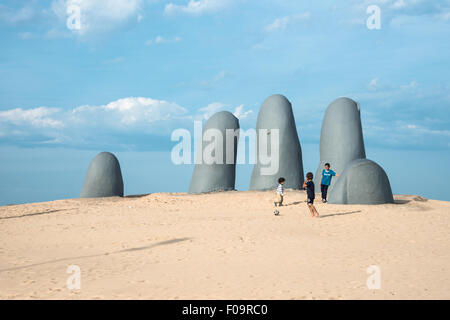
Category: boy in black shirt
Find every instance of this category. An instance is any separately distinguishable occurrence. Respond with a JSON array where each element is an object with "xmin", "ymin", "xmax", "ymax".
[{"xmin": 303, "ymin": 172, "xmax": 319, "ymax": 218}]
